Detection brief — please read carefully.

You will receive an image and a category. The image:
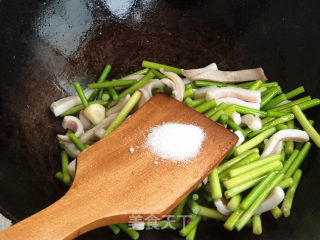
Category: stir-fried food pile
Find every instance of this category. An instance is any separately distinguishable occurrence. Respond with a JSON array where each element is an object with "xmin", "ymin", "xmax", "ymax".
[{"xmin": 51, "ymin": 61, "xmax": 320, "ymax": 239}]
